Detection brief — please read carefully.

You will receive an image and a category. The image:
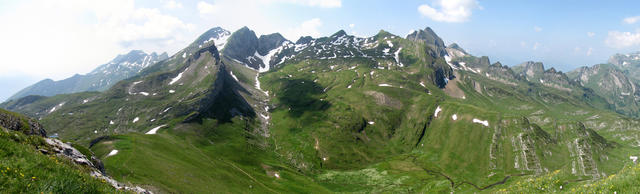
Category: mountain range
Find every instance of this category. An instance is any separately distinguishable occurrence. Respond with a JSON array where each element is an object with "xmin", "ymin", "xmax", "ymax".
[
  {"xmin": 2, "ymin": 26, "xmax": 640, "ymax": 193},
  {"xmin": 7, "ymin": 50, "xmax": 169, "ymax": 101}
]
